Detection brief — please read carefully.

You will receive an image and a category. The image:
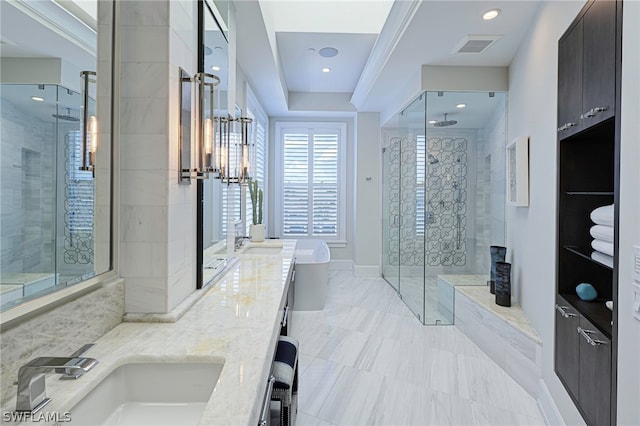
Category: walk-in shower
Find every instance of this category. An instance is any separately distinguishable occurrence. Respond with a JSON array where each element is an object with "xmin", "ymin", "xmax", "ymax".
[
  {"xmin": 382, "ymin": 91, "xmax": 507, "ymax": 325},
  {"xmin": 0, "ymin": 84, "xmax": 97, "ymax": 309}
]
